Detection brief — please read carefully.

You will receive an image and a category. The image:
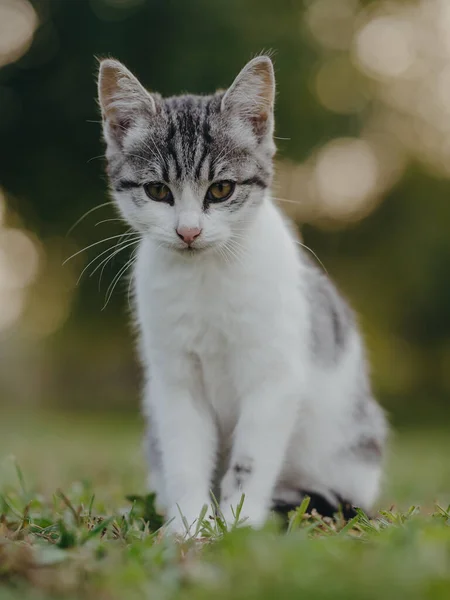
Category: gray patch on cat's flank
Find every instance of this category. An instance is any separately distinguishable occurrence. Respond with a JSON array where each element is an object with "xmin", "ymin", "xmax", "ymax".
[
  {"xmin": 354, "ymin": 396, "xmax": 369, "ymax": 422},
  {"xmin": 304, "ymin": 260, "xmax": 354, "ymax": 364},
  {"xmin": 350, "ymin": 435, "xmax": 383, "ymax": 463},
  {"xmin": 331, "ymin": 304, "xmax": 346, "ymax": 350},
  {"xmin": 144, "ymin": 417, "xmax": 163, "ymax": 473},
  {"xmin": 233, "ymin": 459, "xmax": 253, "ymax": 490}
]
